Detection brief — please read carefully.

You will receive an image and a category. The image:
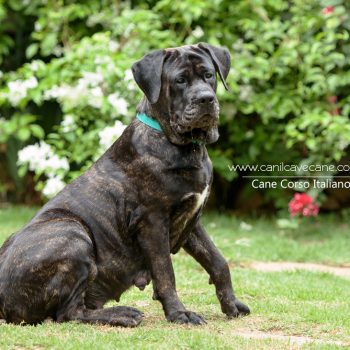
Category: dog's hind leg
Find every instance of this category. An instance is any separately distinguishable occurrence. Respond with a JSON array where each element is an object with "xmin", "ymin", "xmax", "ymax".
[
  {"xmin": 60, "ymin": 306, "xmax": 144, "ymax": 327},
  {"xmin": 56, "ymin": 270, "xmax": 143, "ymax": 327},
  {"xmin": 54, "ymin": 252, "xmax": 143, "ymax": 328},
  {"xmin": 0, "ymin": 218, "xmax": 143, "ymax": 327}
]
